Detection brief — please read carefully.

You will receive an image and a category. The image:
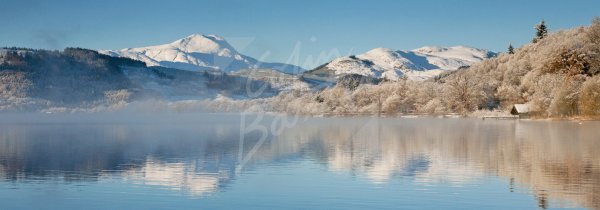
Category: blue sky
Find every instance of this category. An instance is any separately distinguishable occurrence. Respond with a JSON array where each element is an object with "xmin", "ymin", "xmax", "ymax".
[{"xmin": 1, "ymin": 0, "xmax": 599, "ymax": 68}]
